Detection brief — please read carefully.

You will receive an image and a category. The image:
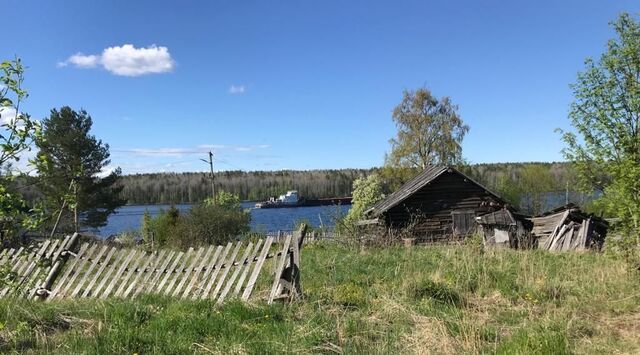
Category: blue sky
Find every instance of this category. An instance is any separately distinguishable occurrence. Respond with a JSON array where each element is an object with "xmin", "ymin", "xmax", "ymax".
[{"xmin": 3, "ymin": 1, "xmax": 639, "ymax": 174}]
